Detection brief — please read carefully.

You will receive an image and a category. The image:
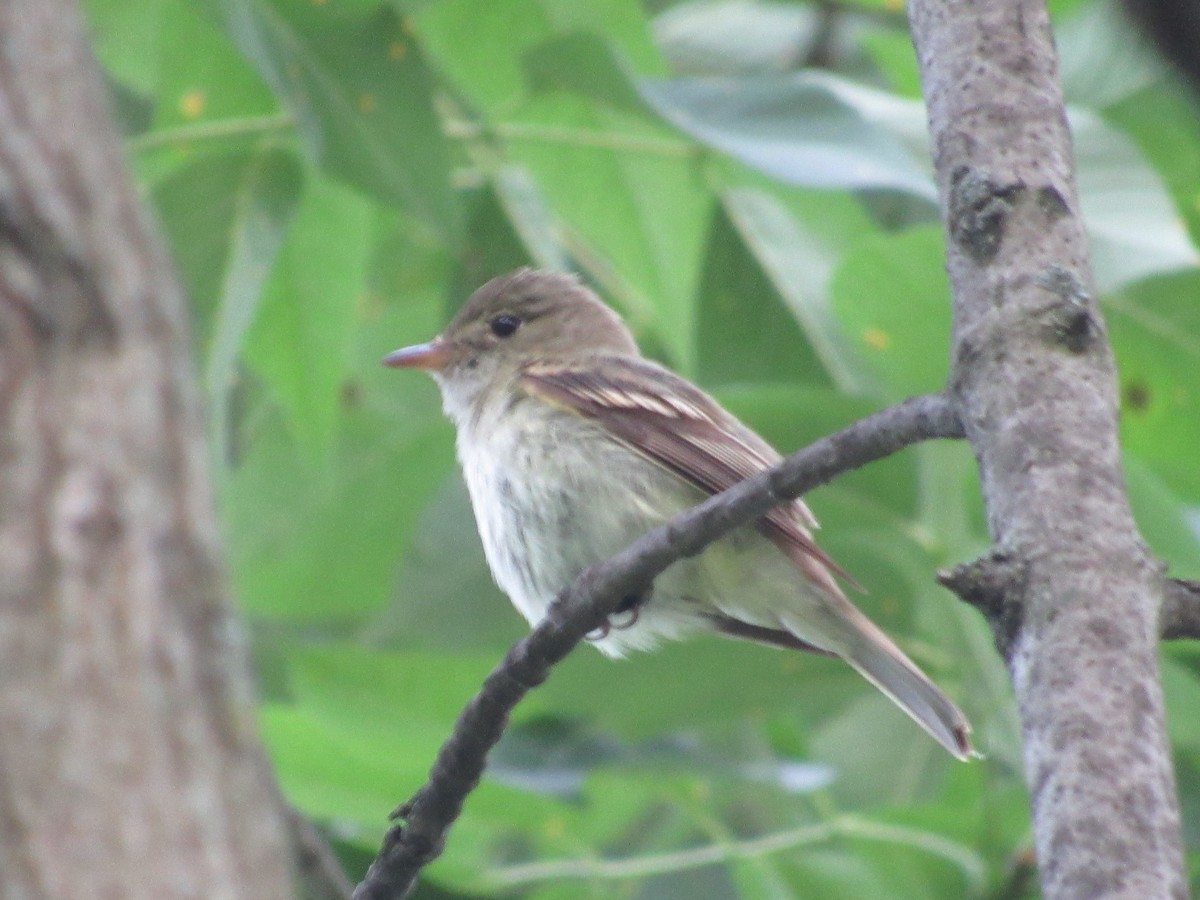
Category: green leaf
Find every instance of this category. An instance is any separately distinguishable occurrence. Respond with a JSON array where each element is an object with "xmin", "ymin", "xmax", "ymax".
[
  {"xmin": 654, "ymin": 0, "xmax": 823, "ymax": 76},
  {"xmin": 424, "ymin": 3, "xmax": 705, "ymax": 368},
  {"xmin": 768, "ymin": 802, "xmax": 992, "ymax": 900},
  {"xmin": 1162, "ymin": 656, "xmax": 1200, "ymax": 753},
  {"xmin": 1047, "ymin": 0, "xmax": 1091, "ymax": 16},
  {"xmin": 1105, "ymin": 82, "xmax": 1200, "ymax": 247},
  {"xmin": 720, "ymin": 185, "xmax": 875, "ymax": 393},
  {"xmin": 830, "ymin": 226, "xmax": 952, "ymax": 399},
  {"xmin": 259, "ymin": 703, "xmax": 413, "ymax": 827},
  {"xmin": 207, "ymin": 155, "xmax": 302, "ymax": 456},
  {"xmin": 1058, "ymin": 0, "xmax": 1162, "ymax": 109},
  {"xmin": 225, "ymin": 408, "xmax": 454, "ymax": 621},
  {"xmin": 540, "ymin": 637, "xmax": 852, "ymax": 741},
  {"xmin": 536, "ymin": 0, "xmax": 664, "ymax": 72},
  {"xmin": 415, "ymin": 0, "xmax": 662, "ymax": 116},
  {"xmin": 153, "ymin": 147, "xmax": 304, "ymax": 471},
  {"xmin": 861, "ymin": 29, "xmax": 924, "ymax": 99},
  {"xmin": 502, "ymin": 94, "xmax": 711, "ymax": 371},
  {"xmin": 285, "ymin": 645, "xmax": 502, "ymax": 758},
  {"xmin": 370, "ymin": 475, "xmax": 526, "ymax": 652},
  {"xmin": 525, "ymin": 32, "xmax": 653, "ymax": 116},
  {"xmin": 811, "ymin": 691, "xmax": 955, "ymax": 809},
  {"xmin": 695, "ymin": 206, "xmax": 828, "ymax": 387},
  {"xmin": 639, "ymin": 72, "xmax": 936, "ymax": 199},
  {"xmin": 245, "ymin": 175, "xmax": 370, "ymax": 456},
  {"xmin": 154, "ymin": 147, "xmax": 301, "ymax": 359},
  {"xmin": 451, "ymin": 769, "xmax": 736, "ymax": 895},
  {"xmin": 1108, "ymin": 269, "xmax": 1200, "ymax": 502},
  {"xmin": 152, "ymin": 0, "xmax": 278, "ymax": 131},
  {"xmin": 411, "ymin": 0, "xmax": 553, "ymax": 116},
  {"xmin": 777, "ymin": 847, "xmax": 897, "ymax": 900},
  {"xmin": 1072, "ymin": 108, "xmax": 1200, "ymax": 291},
  {"xmin": 446, "ymin": 182, "xmax": 553, "ymax": 300},
  {"xmin": 205, "ymin": 0, "xmax": 460, "ymax": 239},
  {"xmin": 227, "ymin": 217, "xmax": 456, "ymax": 622},
  {"xmin": 835, "ymin": 825, "xmax": 981, "ymax": 898},
  {"xmin": 493, "ymin": 165, "xmax": 573, "ymax": 272},
  {"xmin": 85, "ymin": 0, "xmax": 169, "ymax": 95},
  {"xmin": 1125, "ymin": 455, "xmax": 1200, "ymax": 579},
  {"xmin": 713, "ymin": 385, "xmax": 919, "ymax": 517},
  {"xmin": 644, "ymin": 67, "xmax": 1197, "ymax": 294}
]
